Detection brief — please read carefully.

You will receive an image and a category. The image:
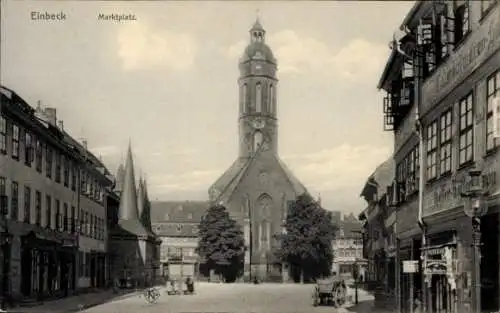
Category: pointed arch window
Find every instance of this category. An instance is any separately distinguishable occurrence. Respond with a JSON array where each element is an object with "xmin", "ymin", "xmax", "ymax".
[
  {"xmin": 253, "ymin": 131, "xmax": 263, "ymax": 153},
  {"xmin": 261, "ymin": 220, "xmax": 267, "ymax": 241},
  {"xmin": 256, "ymin": 83, "xmax": 262, "ymax": 113}
]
